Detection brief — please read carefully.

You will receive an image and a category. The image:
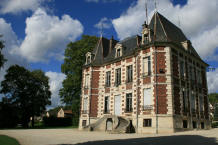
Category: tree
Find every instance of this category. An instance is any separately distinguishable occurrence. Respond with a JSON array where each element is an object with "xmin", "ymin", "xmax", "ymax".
[
  {"xmin": 0, "ymin": 65, "xmax": 51, "ymax": 127},
  {"xmin": 60, "ymin": 35, "xmax": 98, "ymax": 125},
  {"xmin": 214, "ymin": 104, "xmax": 218, "ymax": 121},
  {"xmin": 209, "ymin": 93, "xmax": 218, "ymax": 108},
  {"xmin": 0, "ymin": 36, "xmax": 6, "ymax": 68},
  {"xmin": 60, "ymin": 35, "xmax": 98, "ymax": 103}
]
